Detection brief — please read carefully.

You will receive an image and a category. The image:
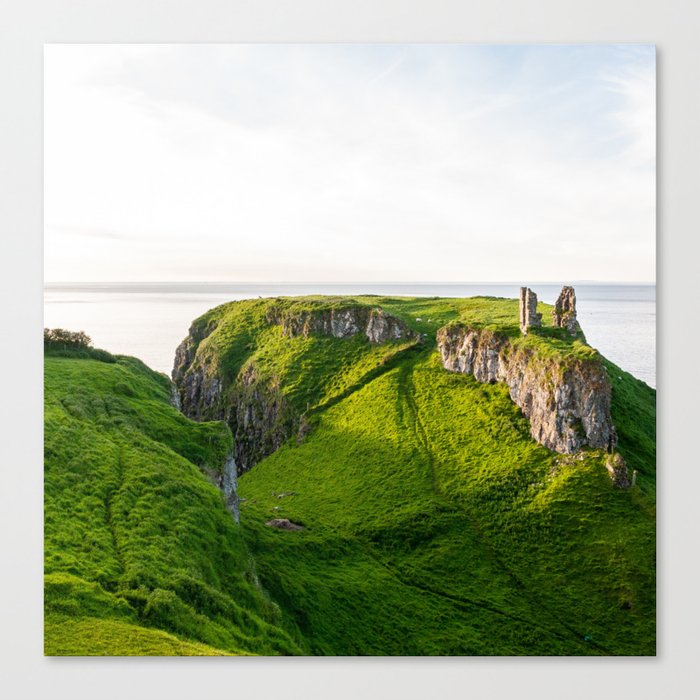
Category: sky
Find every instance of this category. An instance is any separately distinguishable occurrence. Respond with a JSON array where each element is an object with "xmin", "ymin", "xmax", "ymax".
[{"xmin": 44, "ymin": 44, "xmax": 655, "ymax": 283}]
